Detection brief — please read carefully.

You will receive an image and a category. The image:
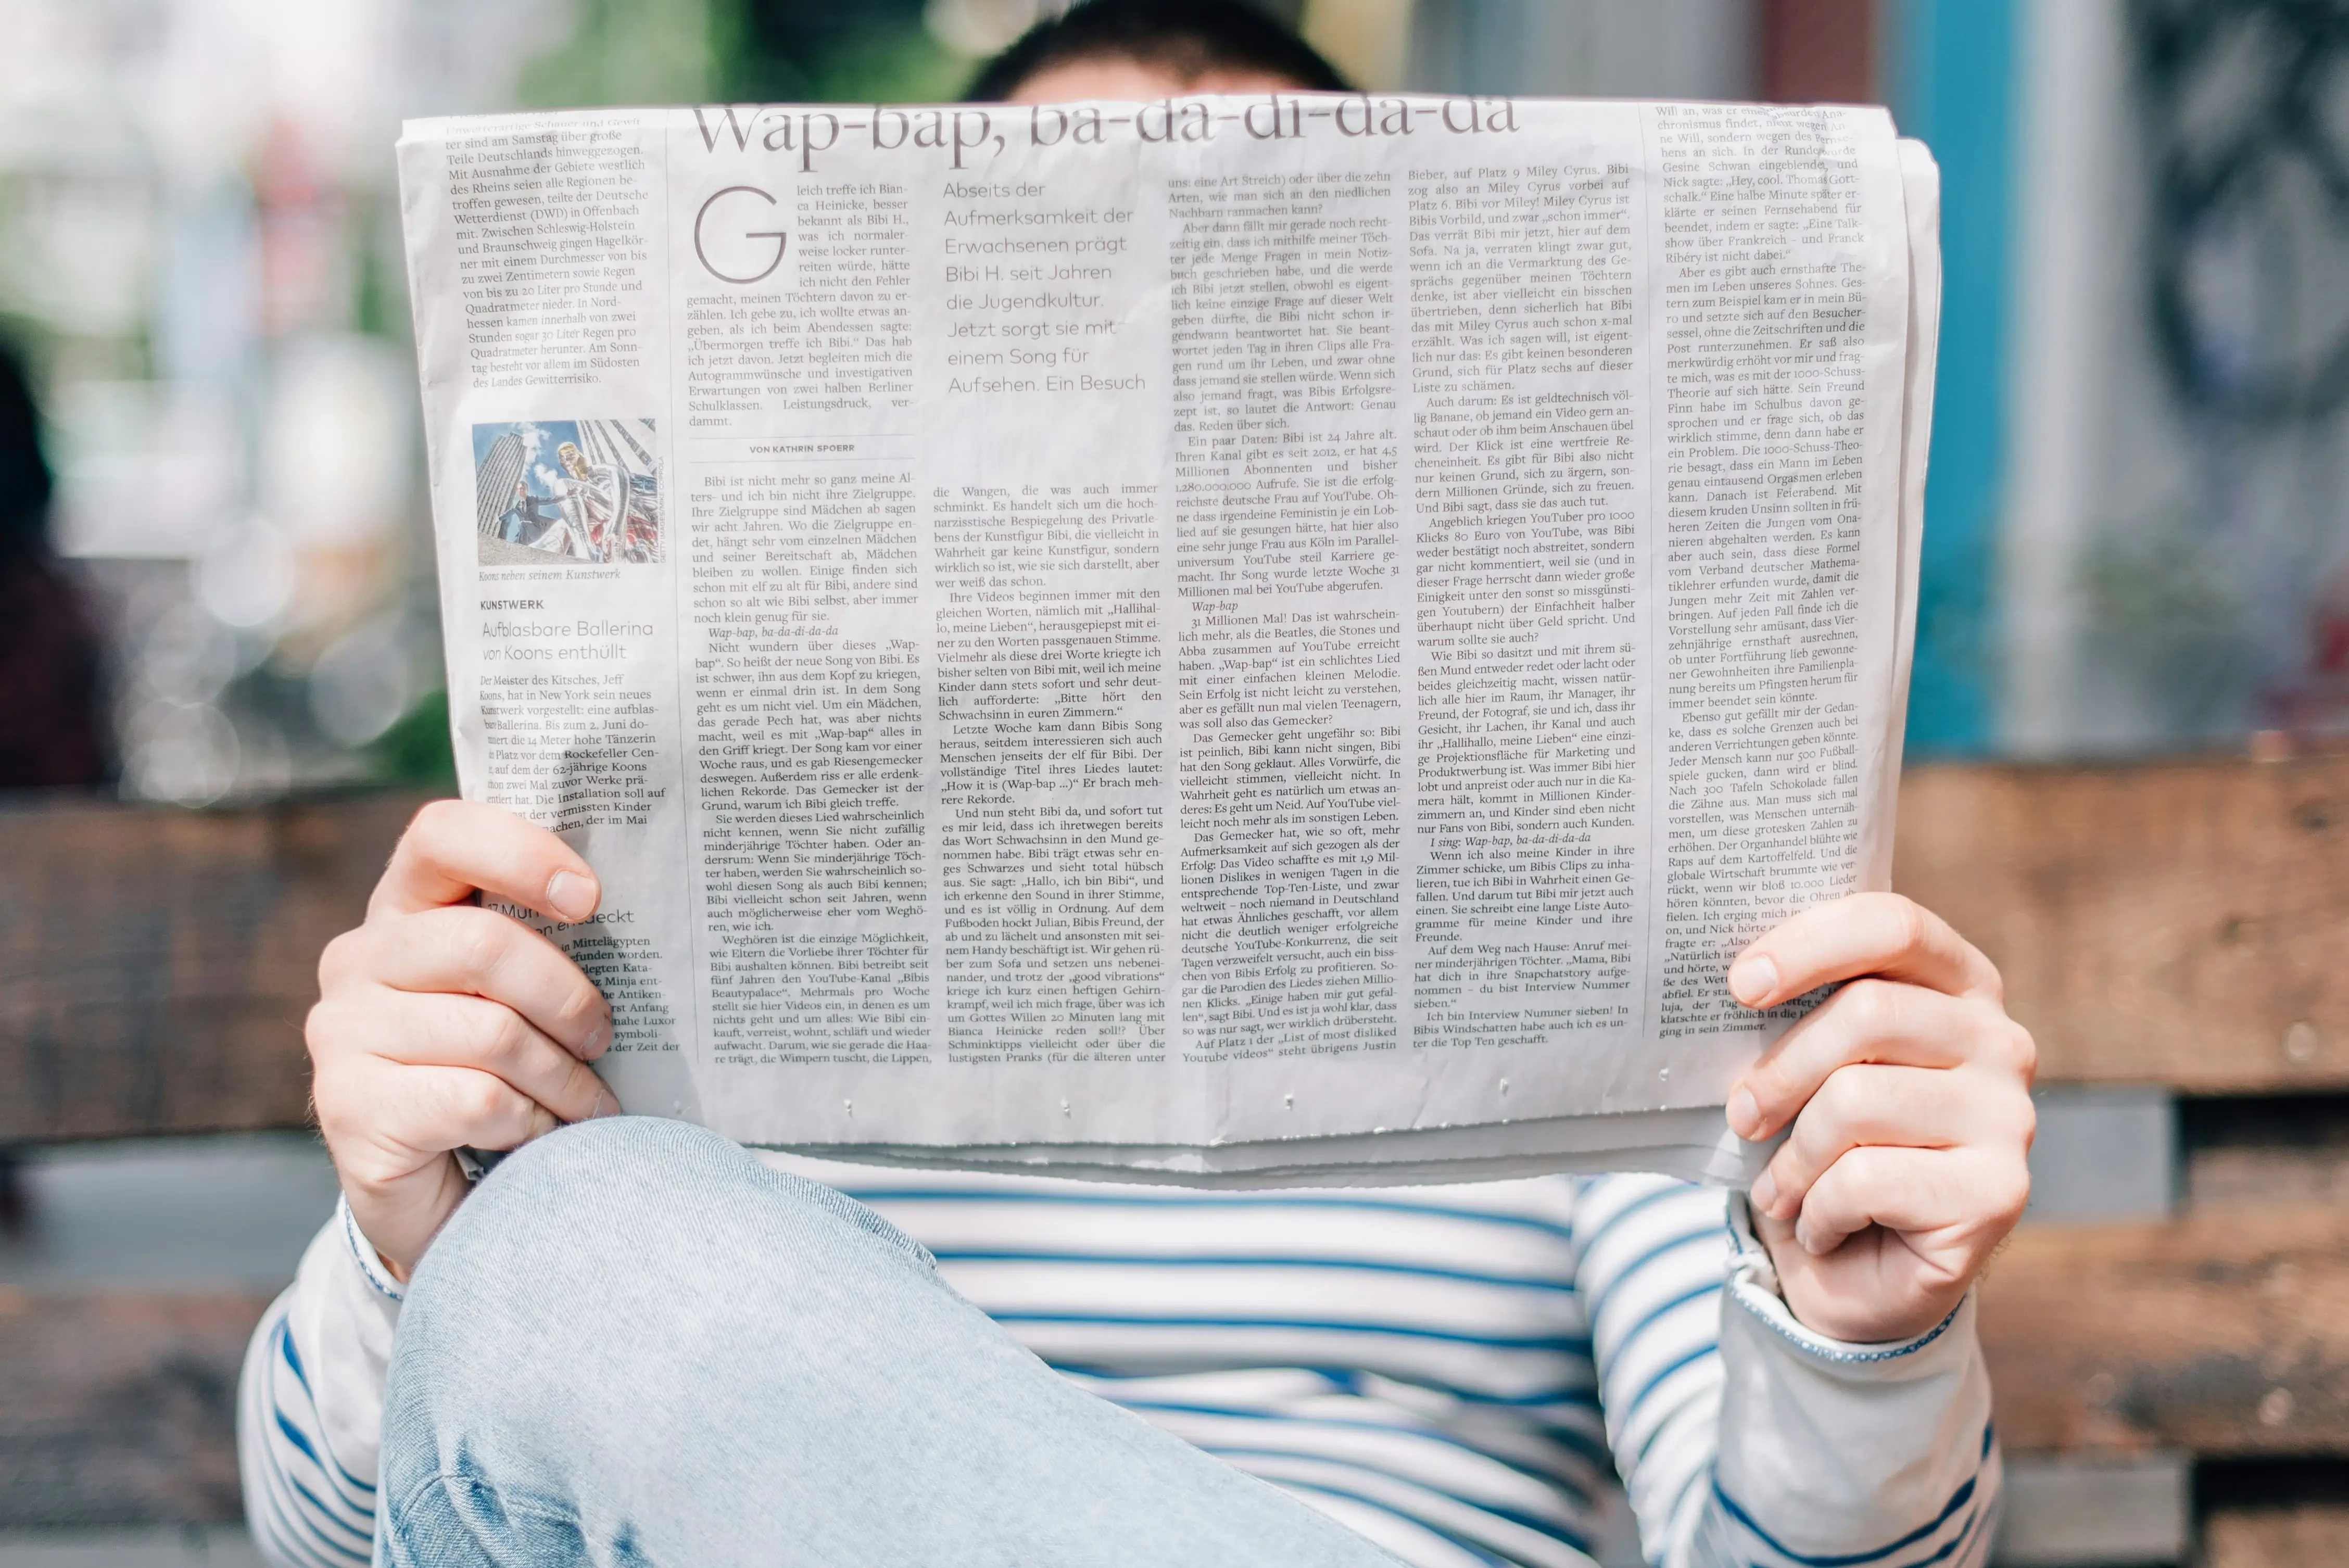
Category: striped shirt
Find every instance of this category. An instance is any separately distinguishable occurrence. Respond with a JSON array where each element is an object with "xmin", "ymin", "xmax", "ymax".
[{"xmin": 240, "ymin": 1160, "xmax": 1999, "ymax": 1568}]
